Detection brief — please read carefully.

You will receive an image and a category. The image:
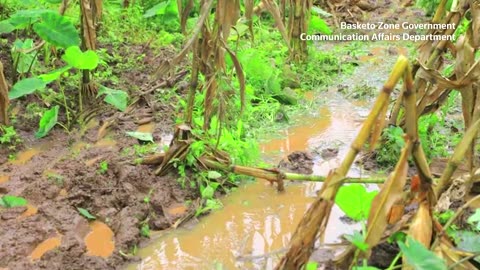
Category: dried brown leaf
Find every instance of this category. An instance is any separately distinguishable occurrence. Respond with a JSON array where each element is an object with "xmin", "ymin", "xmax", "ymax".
[
  {"xmin": 262, "ymin": 0, "xmax": 290, "ymax": 47},
  {"xmin": 0, "ymin": 61, "xmax": 9, "ymax": 125},
  {"xmin": 364, "ymin": 139, "xmax": 410, "ymax": 254},
  {"xmin": 369, "ymin": 102, "xmax": 388, "ymax": 151},
  {"xmin": 80, "ymin": 0, "xmax": 97, "ymax": 50}
]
